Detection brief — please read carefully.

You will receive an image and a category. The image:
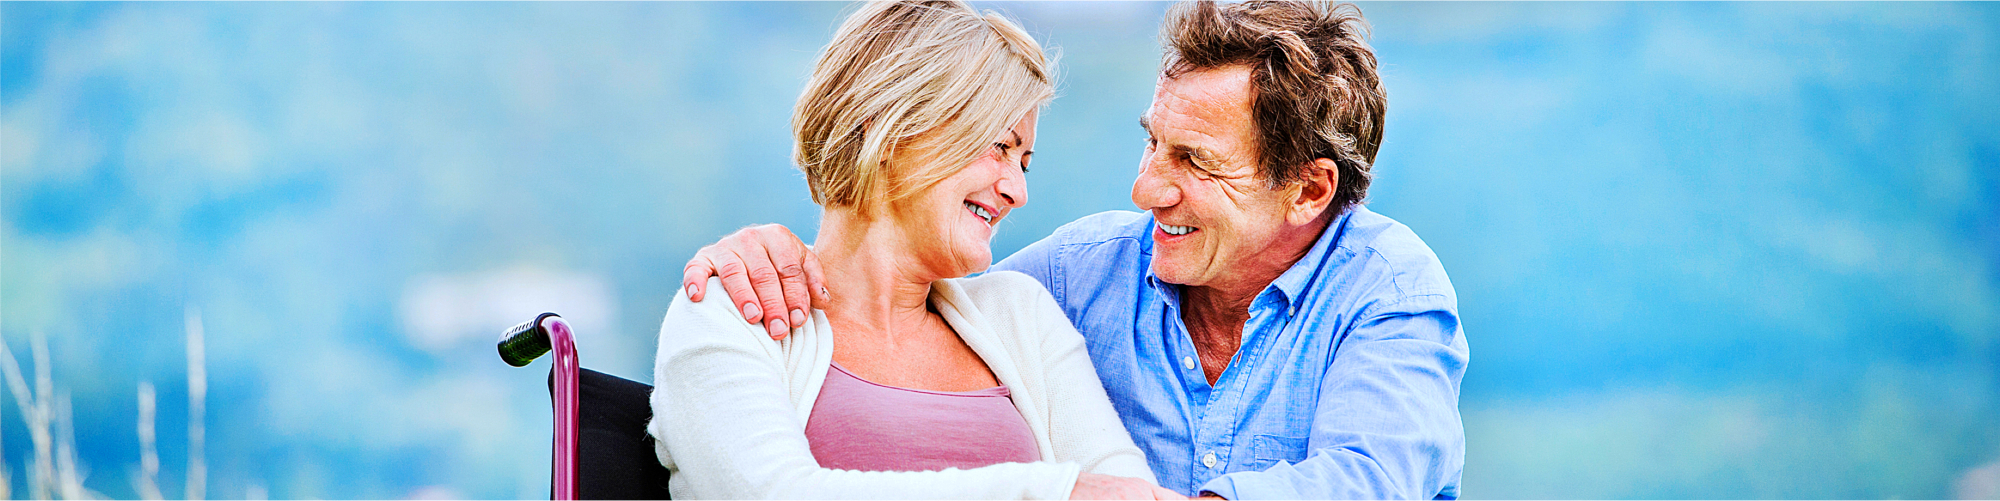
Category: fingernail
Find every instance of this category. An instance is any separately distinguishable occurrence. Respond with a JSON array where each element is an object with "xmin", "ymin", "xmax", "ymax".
[
  {"xmin": 765, "ymin": 318, "xmax": 789, "ymax": 338},
  {"xmin": 685, "ymin": 283, "xmax": 696, "ymax": 298},
  {"xmin": 742, "ymin": 303, "xmax": 761, "ymax": 322},
  {"xmin": 790, "ymin": 309, "xmax": 806, "ymax": 327}
]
